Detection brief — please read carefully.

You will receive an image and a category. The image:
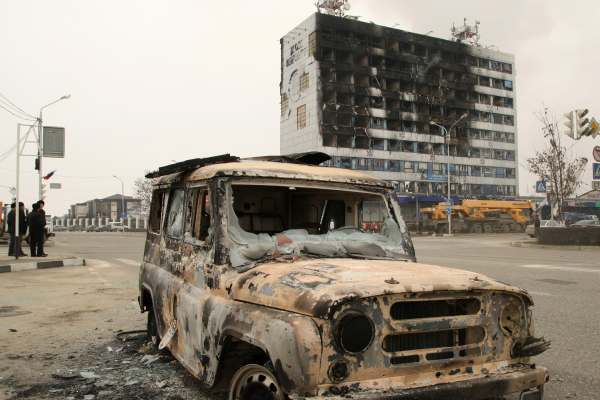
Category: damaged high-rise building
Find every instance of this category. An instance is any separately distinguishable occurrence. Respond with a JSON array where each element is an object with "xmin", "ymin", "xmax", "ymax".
[{"xmin": 280, "ymin": 13, "xmax": 518, "ymax": 220}]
